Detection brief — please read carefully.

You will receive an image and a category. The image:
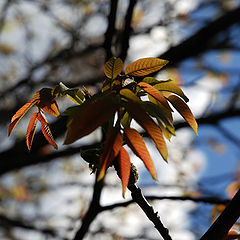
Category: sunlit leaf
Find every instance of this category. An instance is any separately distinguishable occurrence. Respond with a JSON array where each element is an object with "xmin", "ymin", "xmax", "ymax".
[
  {"xmin": 64, "ymin": 94, "xmax": 118, "ymax": 145},
  {"xmin": 124, "ymin": 127, "xmax": 157, "ymax": 180},
  {"xmin": 125, "ymin": 57, "xmax": 168, "ymax": 76},
  {"xmin": 8, "ymin": 98, "xmax": 38, "ymax": 136},
  {"xmin": 167, "ymin": 95, "xmax": 198, "ymax": 135},
  {"xmin": 26, "ymin": 113, "xmax": 38, "ymax": 151},
  {"xmin": 98, "ymin": 127, "xmax": 123, "ymax": 181},
  {"xmin": 142, "ymin": 77, "xmax": 161, "ymax": 85},
  {"xmin": 40, "ymin": 100, "xmax": 60, "ymax": 117},
  {"xmin": 118, "ymin": 146, "xmax": 131, "ymax": 197},
  {"xmin": 37, "ymin": 112, "xmax": 58, "ymax": 149},
  {"xmin": 104, "ymin": 57, "xmax": 123, "ymax": 79},
  {"xmin": 138, "ymin": 82, "xmax": 172, "ymax": 111},
  {"xmin": 154, "ymin": 79, "xmax": 189, "ymax": 102},
  {"xmin": 125, "ymin": 101, "xmax": 168, "ymax": 161}
]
